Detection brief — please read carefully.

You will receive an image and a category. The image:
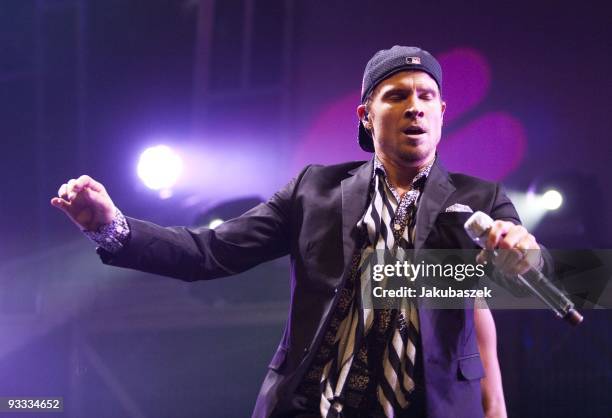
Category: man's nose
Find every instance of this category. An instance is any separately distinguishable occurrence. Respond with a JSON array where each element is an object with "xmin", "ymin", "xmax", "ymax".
[{"xmin": 404, "ymin": 98, "xmax": 424, "ymax": 119}]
